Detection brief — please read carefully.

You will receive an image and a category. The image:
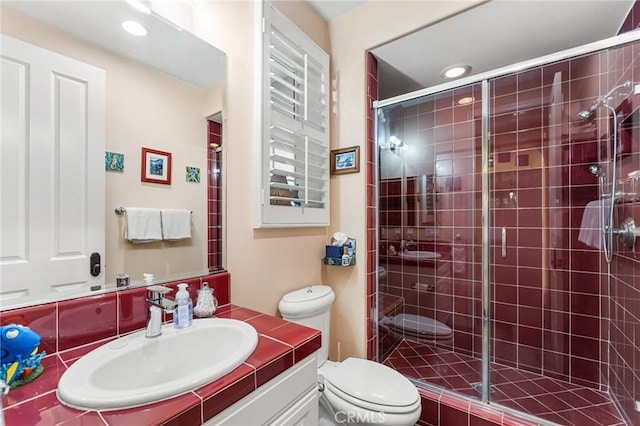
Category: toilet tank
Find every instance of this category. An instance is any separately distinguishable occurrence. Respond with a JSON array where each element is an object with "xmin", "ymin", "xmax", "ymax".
[{"xmin": 279, "ymin": 285, "xmax": 334, "ymax": 366}]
